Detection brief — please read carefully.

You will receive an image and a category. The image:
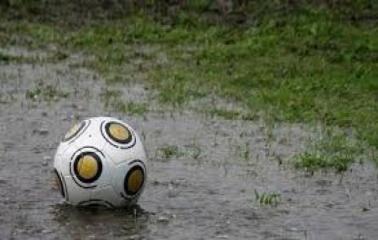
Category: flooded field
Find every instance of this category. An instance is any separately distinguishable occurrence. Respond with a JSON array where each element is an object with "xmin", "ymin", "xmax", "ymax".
[{"xmin": 1, "ymin": 48, "xmax": 378, "ymax": 240}]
